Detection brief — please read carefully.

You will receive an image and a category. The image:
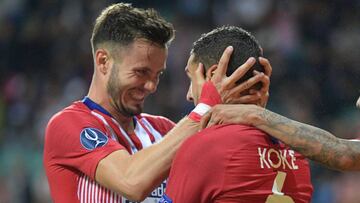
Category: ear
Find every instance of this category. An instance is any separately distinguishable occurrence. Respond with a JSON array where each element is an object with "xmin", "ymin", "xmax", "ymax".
[
  {"xmin": 205, "ymin": 64, "xmax": 218, "ymax": 80},
  {"xmin": 95, "ymin": 49, "xmax": 110, "ymax": 75}
]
